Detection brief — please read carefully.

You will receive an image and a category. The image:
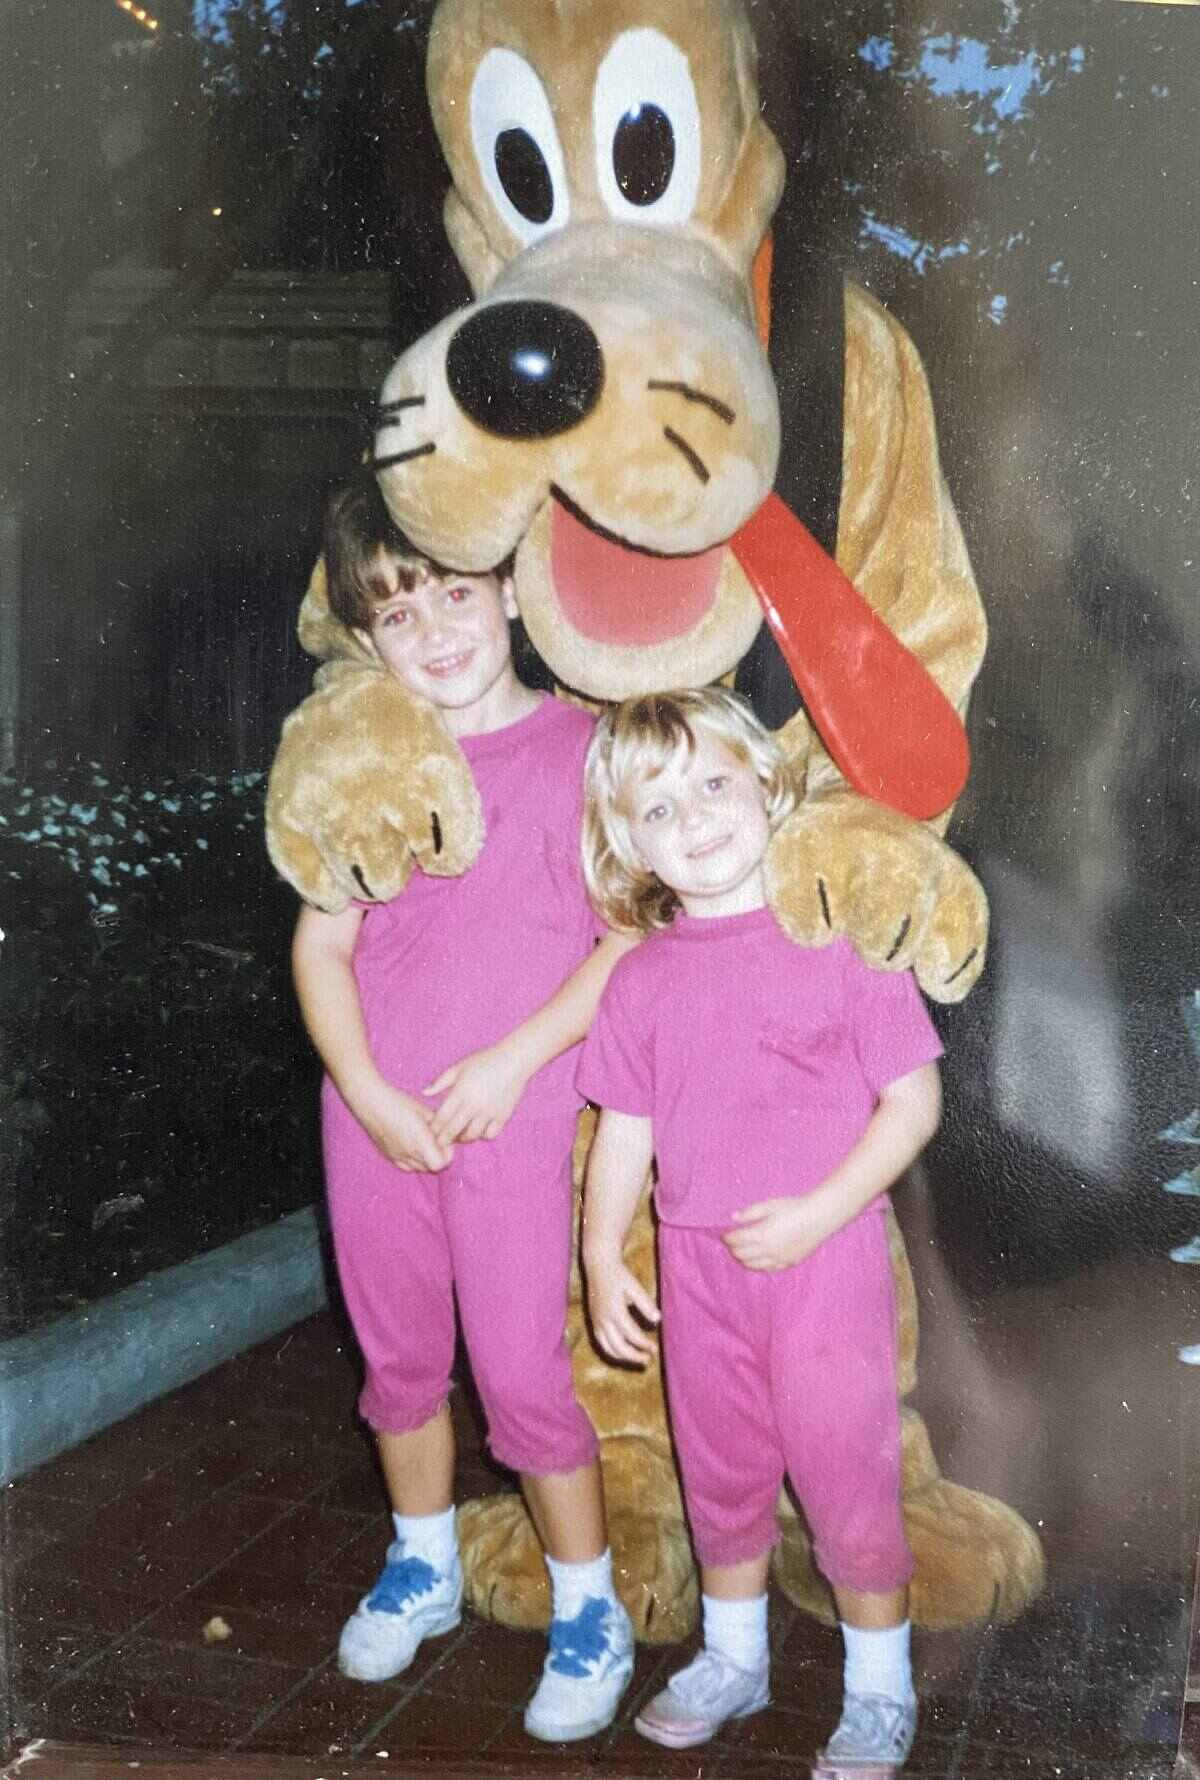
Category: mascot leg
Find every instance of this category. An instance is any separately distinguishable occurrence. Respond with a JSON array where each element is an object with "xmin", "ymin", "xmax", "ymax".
[{"xmin": 772, "ymin": 1210, "xmax": 1046, "ymax": 1630}]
